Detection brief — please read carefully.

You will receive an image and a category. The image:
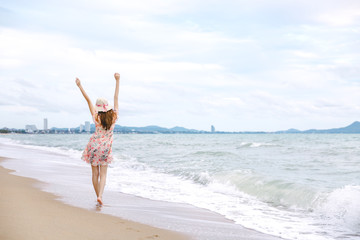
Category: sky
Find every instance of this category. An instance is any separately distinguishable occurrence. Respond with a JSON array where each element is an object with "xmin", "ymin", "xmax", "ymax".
[{"xmin": 0, "ymin": 0, "xmax": 360, "ymax": 132}]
